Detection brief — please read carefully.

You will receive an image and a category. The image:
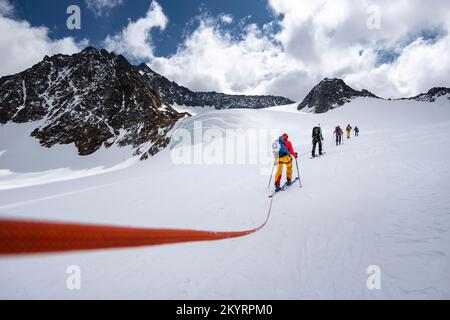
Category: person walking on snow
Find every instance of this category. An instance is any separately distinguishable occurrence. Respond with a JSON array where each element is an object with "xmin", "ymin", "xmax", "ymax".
[
  {"xmin": 354, "ymin": 126, "xmax": 360, "ymax": 137},
  {"xmin": 346, "ymin": 124, "xmax": 352, "ymax": 139},
  {"xmin": 312, "ymin": 124, "xmax": 324, "ymax": 158},
  {"xmin": 275, "ymin": 133, "xmax": 298, "ymax": 192},
  {"xmin": 334, "ymin": 126, "xmax": 343, "ymax": 146}
]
